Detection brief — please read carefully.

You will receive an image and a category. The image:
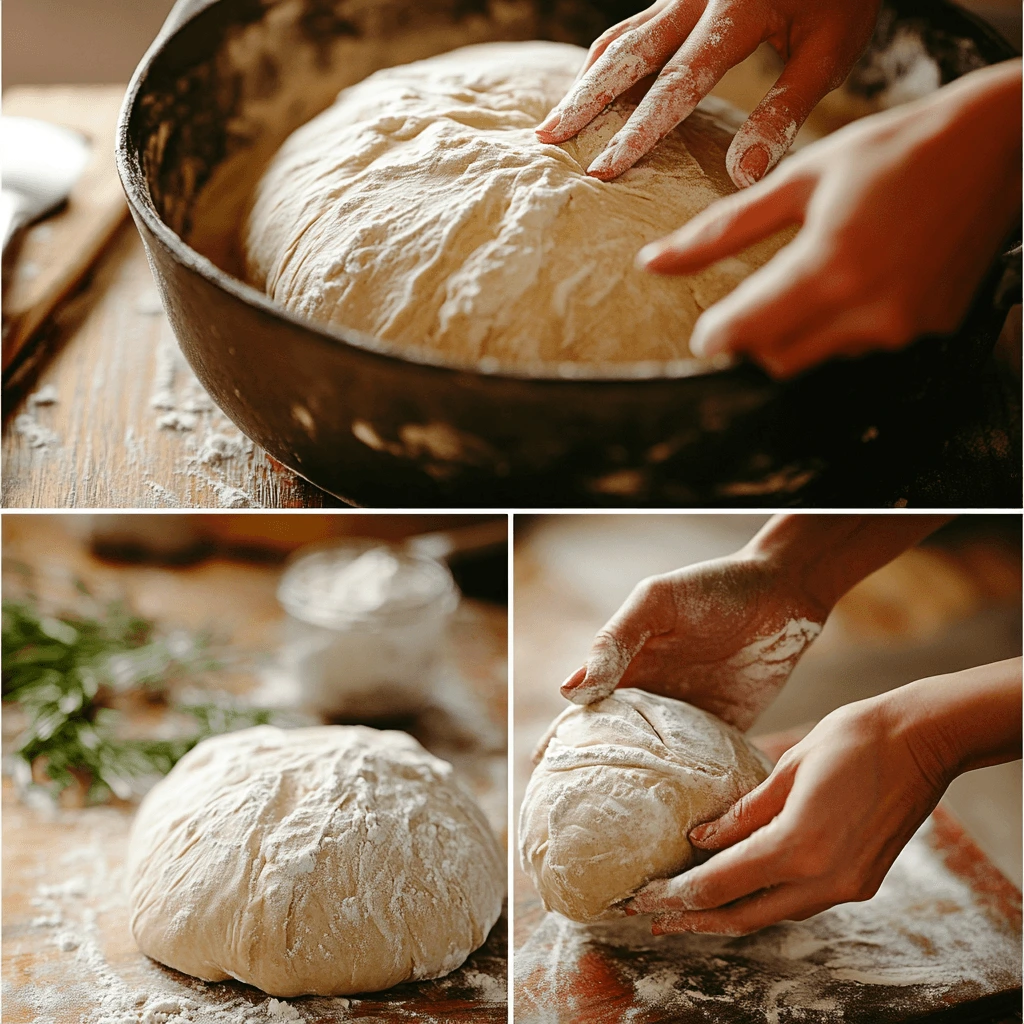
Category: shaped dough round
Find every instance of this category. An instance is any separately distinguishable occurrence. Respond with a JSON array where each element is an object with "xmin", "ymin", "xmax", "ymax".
[
  {"xmin": 244, "ymin": 41, "xmax": 789, "ymax": 367},
  {"xmin": 127, "ymin": 725, "xmax": 504, "ymax": 997},
  {"xmin": 518, "ymin": 689, "xmax": 771, "ymax": 922}
]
